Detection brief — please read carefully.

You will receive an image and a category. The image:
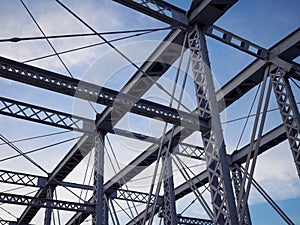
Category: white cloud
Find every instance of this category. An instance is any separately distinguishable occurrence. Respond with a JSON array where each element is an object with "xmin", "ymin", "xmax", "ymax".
[{"xmin": 247, "ymin": 141, "xmax": 300, "ymax": 204}]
